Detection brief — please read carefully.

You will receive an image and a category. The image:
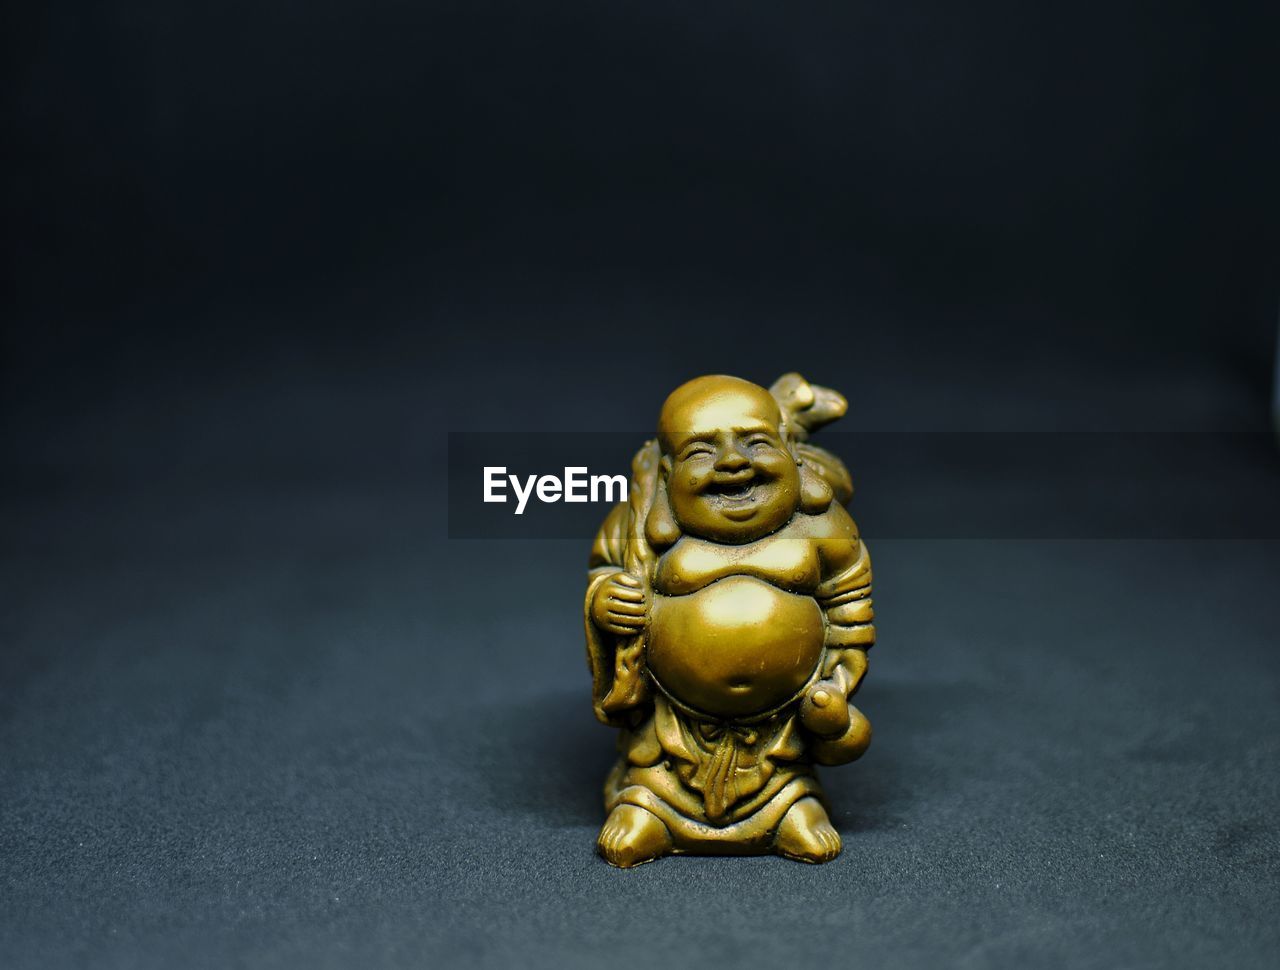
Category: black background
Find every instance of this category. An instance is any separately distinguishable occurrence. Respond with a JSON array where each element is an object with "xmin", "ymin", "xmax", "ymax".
[{"xmin": 4, "ymin": 3, "xmax": 1279, "ymax": 968}]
